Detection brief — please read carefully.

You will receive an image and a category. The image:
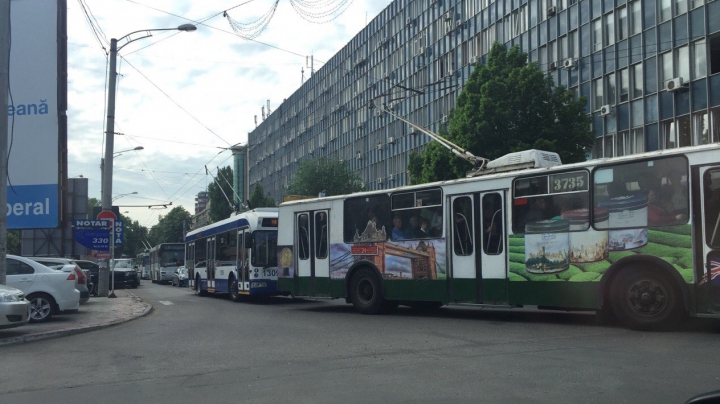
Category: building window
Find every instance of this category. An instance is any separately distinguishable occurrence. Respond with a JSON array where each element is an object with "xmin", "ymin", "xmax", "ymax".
[
  {"xmin": 662, "ymin": 119, "xmax": 676, "ymax": 149},
  {"xmin": 693, "ymin": 112, "xmax": 710, "ymax": 144},
  {"xmin": 676, "ymin": 45, "xmax": 690, "ymax": 82},
  {"xmin": 630, "ymin": 0, "xmax": 642, "ymax": 36},
  {"xmin": 618, "ymin": 6, "xmax": 628, "ymax": 40},
  {"xmin": 675, "ymin": 0, "xmax": 688, "ymax": 15},
  {"xmin": 606, "ymin": 73, "xmax": 616, "ymax": 105},
  {"xmin": 661, "ymin": 52, "xmax": 674, "ymax": 89},
  {"xmin": 619, "ymin": 68, "xmax": 630, "ymax": 102},
  {"xmin": 592, "ymin": 19, "xmax": 602, "ymax": 51},
  {"xmin": 693, "ymin": 39, "xmax": 707, "ymax": 79},
  {"xmin": 604, "ymin": 12, "xmax": 615, "ymax": 46},
  {"xmin": 710, "ymin": 35, "xmax": 720, "ymax": 75},
  {"xmin": 660, "ymin": 0, "xmax": 672, "ymax": 22},
  {"xmin": 604, "ymin": 134, "xmax": 614, "ymax": 157},
  {"xmin": 593, "ymin": 78, "xmax": 604, "ymax": 108},
  {"xmin": 632, "ymin": 63, "xmax": 643, "ymax": 98}
]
